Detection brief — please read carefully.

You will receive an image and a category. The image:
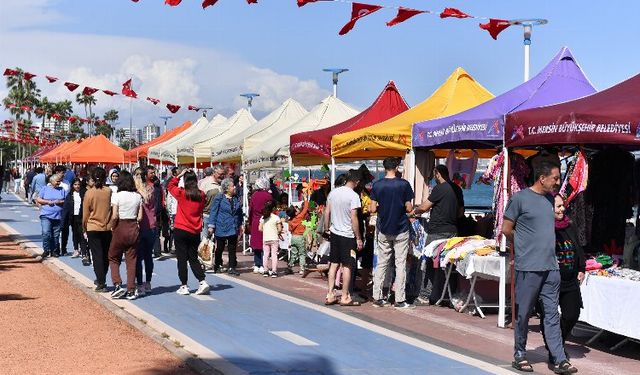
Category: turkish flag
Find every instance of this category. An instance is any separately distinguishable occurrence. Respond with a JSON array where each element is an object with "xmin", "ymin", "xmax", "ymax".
[
  {"xmin": 82, "ymin": 86, "xmax": 99, "ymax": 96},
  {"xmin": 386, "ymin": 7, "xmax": 425, "ymax": 27},
  {"xmin": 202, "ymin": 0, "xmax": 218, "ymax": 8},
  {"xmin": 147, "ymin": 97, "xmax": 160, "ymax": 105},
  {"xmin": 52, "ymin": 113, "xmax": 61, "ymax": 120},
  {"xmin": 246, "ymin": 0, "xmax": 257, "ymax": 3},
  {"xmin": 20, "ymin": 105, "xmax": 32, "ymax": 112},
  {"xmin": 121, "ymin": 79, "xmax": 138, "ymax": 98},
  {"xmin": 440, "ymin": 8, "xmax": 471, "ymax": 19},
  {"xmin": 7, "ymin": 103, "xmax": 17, "ymax": 109},
  {"xmin": 23, "ymin": 72, "xmax": 36, "ymax": 80},
  {"xmin": 479, "ymin": 19, "xmax": 511, "ymax": 40},
  {"xmin": 165, "ymin": 0, "xmax": 182, "ymax": 6},
  {"xmin": 64, "ymin": 82, "xmax": 80, "ymax": 92},
  {"xmin": 102, "ymin": 90, "xmax": 117, "ymax": 96},
  {"xmin": 3, "ymin": 68, "xmax": 18, "ymax": 76},
  {"xmin": 68, "ymin": 117, "xmax": 77, "ymax": 123},
  {"xmin": 166, "ymin": 104, "xmax": 181, "ymax": 113},
  {"xmin": 45, "ymin": 75, "xmax": 58, "ymax": 83},
  {"xmin": 188, "ymin": 105, "xmax": 199, "ymax": 111},
  {"xmin": 297, "ymin": 0, "xmax": 323, "ymax": 7},
  {"xmin": 339, "ymin": 3, "xmax": 382, "ymax": 35}
]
